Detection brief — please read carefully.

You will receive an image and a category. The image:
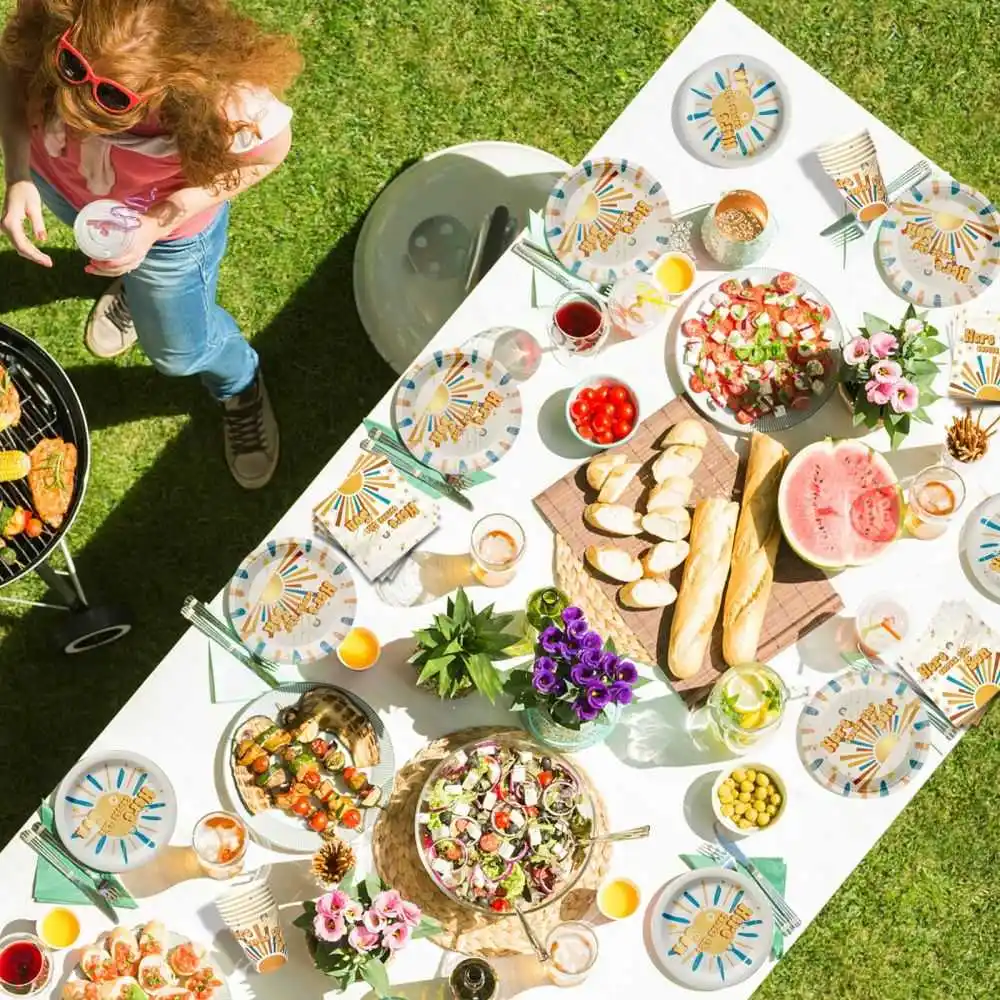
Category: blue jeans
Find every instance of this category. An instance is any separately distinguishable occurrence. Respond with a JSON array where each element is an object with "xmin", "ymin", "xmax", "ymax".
[{"xmin": 33, "ymin": 172, "xmax": 257, "ymax": 400}]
